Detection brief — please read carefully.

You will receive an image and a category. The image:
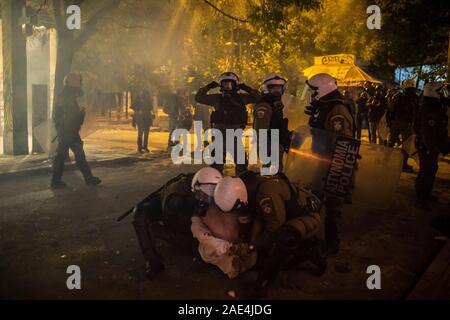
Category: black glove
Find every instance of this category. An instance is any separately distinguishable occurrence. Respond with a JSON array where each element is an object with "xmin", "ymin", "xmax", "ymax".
[
  {"xmin": 304, "ymin": 104, "xmax": 318, "ymax": 116},
  {"xmin": 305, "ymin": 192, "xmax": 322, "ymax": 212},
  {"xmin": 305, "ymin": 101, "xmax": 322, "ymax": 127},
  {"xmin": 207, "ymin": 81, "xmax": 220, "ymax": 89},
  {"xmin": 238, "ymin": 83, "xmax": 252, "ymax": 92},
  {"xmin": 273, "ymin": 99, "xmax": 284, "ymax": 109}
]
